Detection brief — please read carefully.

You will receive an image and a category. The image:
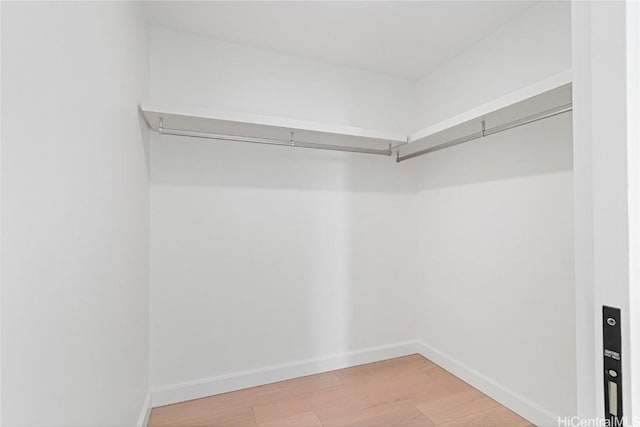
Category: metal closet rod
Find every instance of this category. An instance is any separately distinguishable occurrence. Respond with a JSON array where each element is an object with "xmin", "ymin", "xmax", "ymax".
[
  {"xmin": 156, "ymin": 102, "xmax": 572, "ymax": 160},
  {"xmin": 158, "ymin": 119, "xmax": 393, "ymax": 156},
  {"xmin": 396, "ymin": 103, "xmax": 573, "ymax": 163}
]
